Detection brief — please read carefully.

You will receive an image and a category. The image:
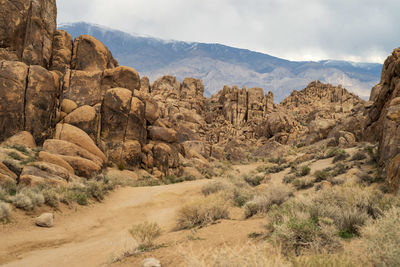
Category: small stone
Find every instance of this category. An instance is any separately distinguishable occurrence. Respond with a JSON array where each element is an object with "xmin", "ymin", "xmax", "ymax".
[
  {"xmin": 35, "ymin": 213, "xmax": 54, "ymax": 227},
  {"xmin": 141, "ymin": 257, "xmax": 161, "ymax": 267}
]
